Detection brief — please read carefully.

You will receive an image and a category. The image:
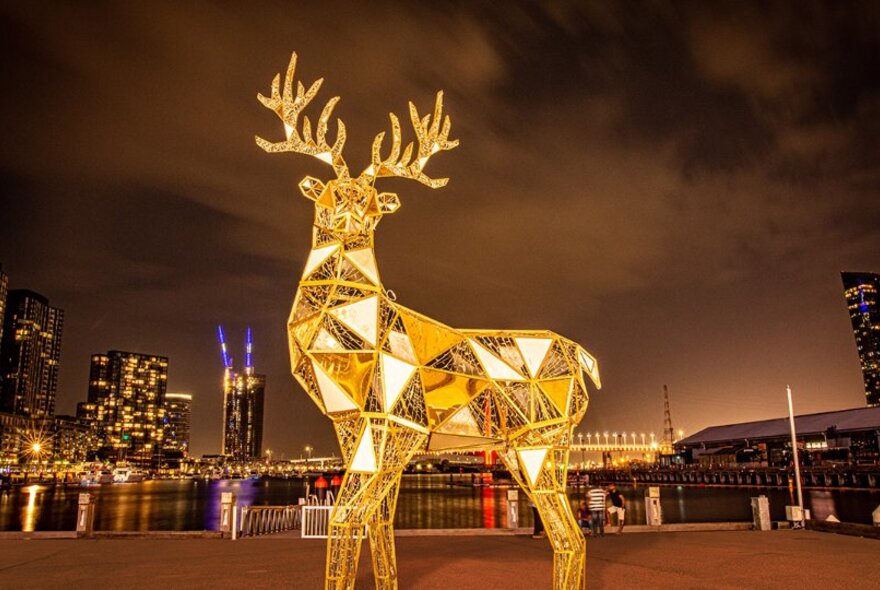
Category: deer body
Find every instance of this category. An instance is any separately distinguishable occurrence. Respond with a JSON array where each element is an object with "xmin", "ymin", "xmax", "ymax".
[{"xmin": 258, "ymin": 54, "xmax": 600, "ymax": 590}]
